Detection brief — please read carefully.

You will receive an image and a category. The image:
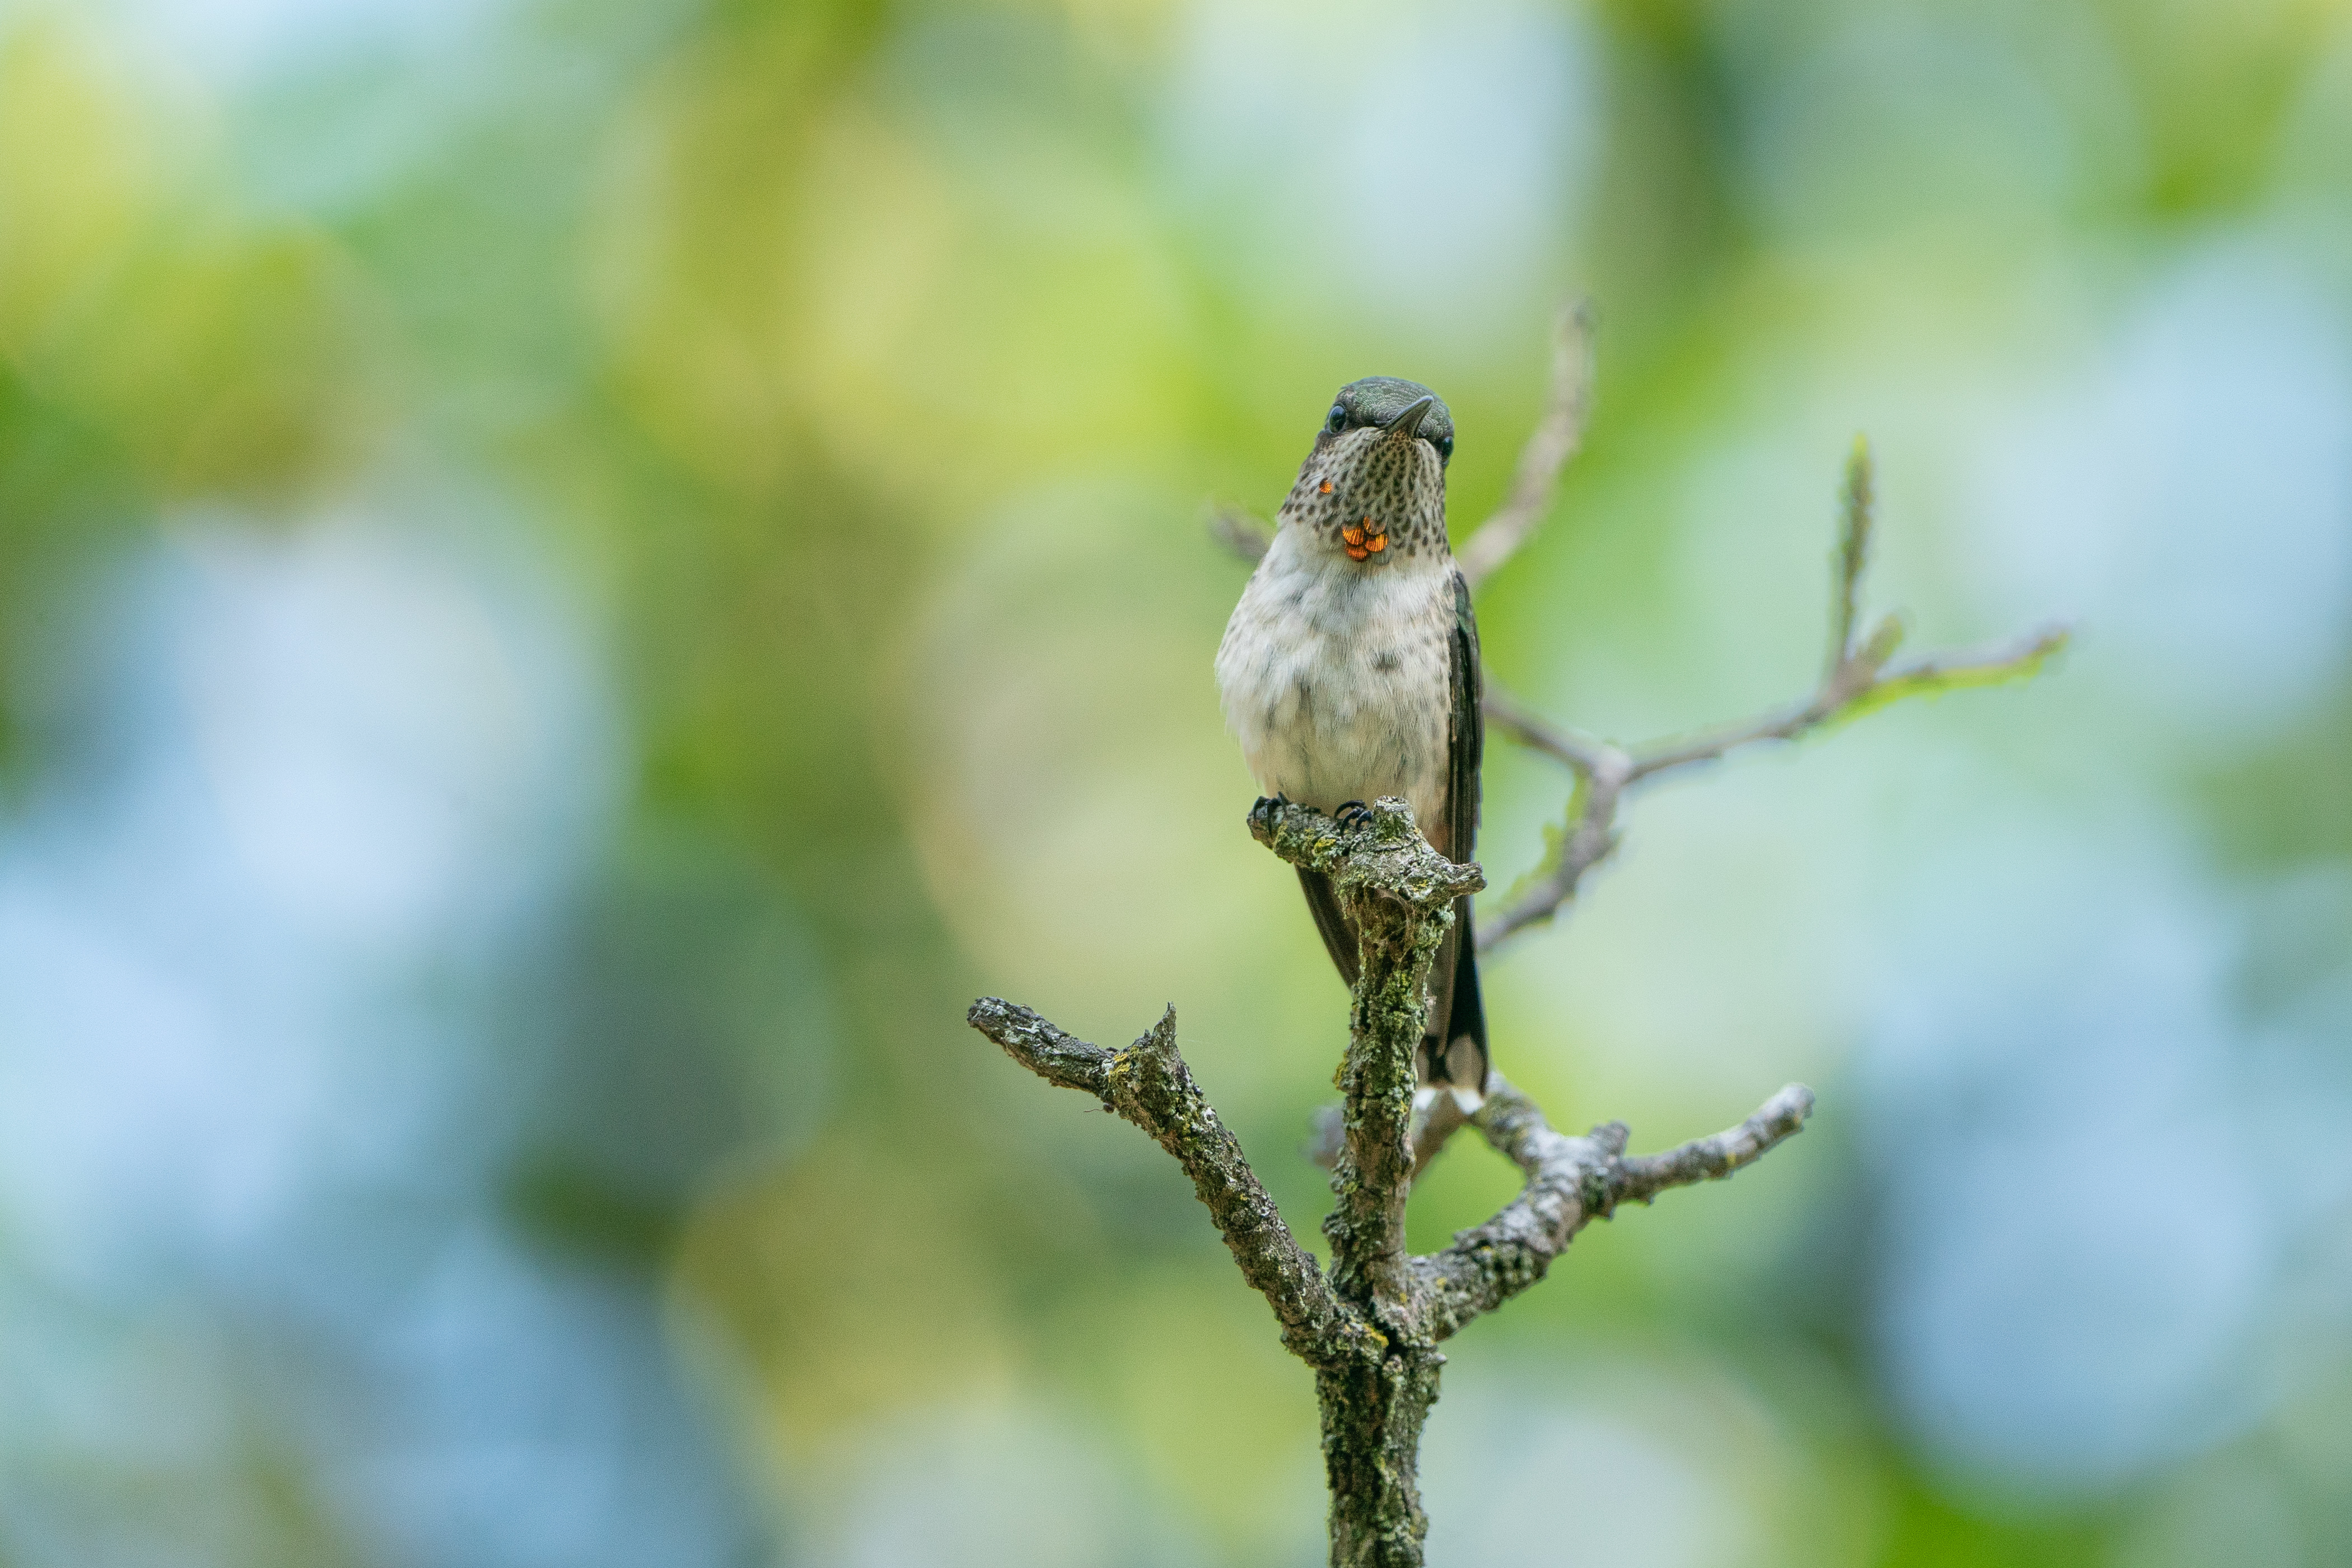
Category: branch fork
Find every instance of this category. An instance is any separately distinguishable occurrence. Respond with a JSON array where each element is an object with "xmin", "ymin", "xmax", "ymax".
[
  {"xmin": 970, "ymin": 307, "xmax": 2059, "ymax": 1567},
  {"xmin": 971, "ymin": 796, "xmax": 1813, "ymax": 1566},
  {"xmin": 1476, "ymin": 437, "xmax": 2068, "ymax": 950}
]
